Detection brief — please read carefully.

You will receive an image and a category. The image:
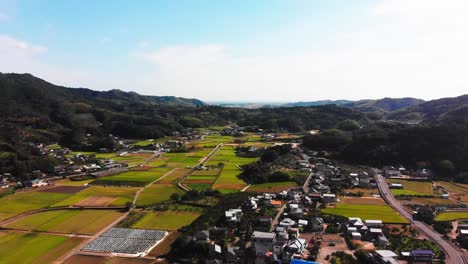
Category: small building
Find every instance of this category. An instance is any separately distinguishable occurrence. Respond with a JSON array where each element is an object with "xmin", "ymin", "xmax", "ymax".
[
  {"xmin": 365, "ymin": 220, "xmax": 383, "ymax": 228},
  {"xmin": 270, "ymin": 200, "xmax": 282, "ymax": 208},
  {"xmin": 310, "ymin": 217, "xmax": 323, "ymax": 231},
  {"xmin": 322, "ymin": 193, "xmax": 336, "ymax": 203},
  {"xmin": 389, "ymin": 183, "xmax": 403, "ymax": 189},
  {"xmin": 441, "ymin": 193, "xmax": 450, "ymax": 199},
  {"xmin": 251, "ymin": 231, "xmax": 275, "ymax": 256},
  {"xmin": 351, "ymin": 232, "xmax": 362, "ymax": 240},
  {"xmin": 410, "ymin": 250, "xmax": 434, "ymax": 263},
  {"xmin": 374, "ymin": 250, "xmax": 398, "ymax": 264},
  {"xmin": 225, "ymin": 209, "xmax": 242, "ymax": 222}
]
